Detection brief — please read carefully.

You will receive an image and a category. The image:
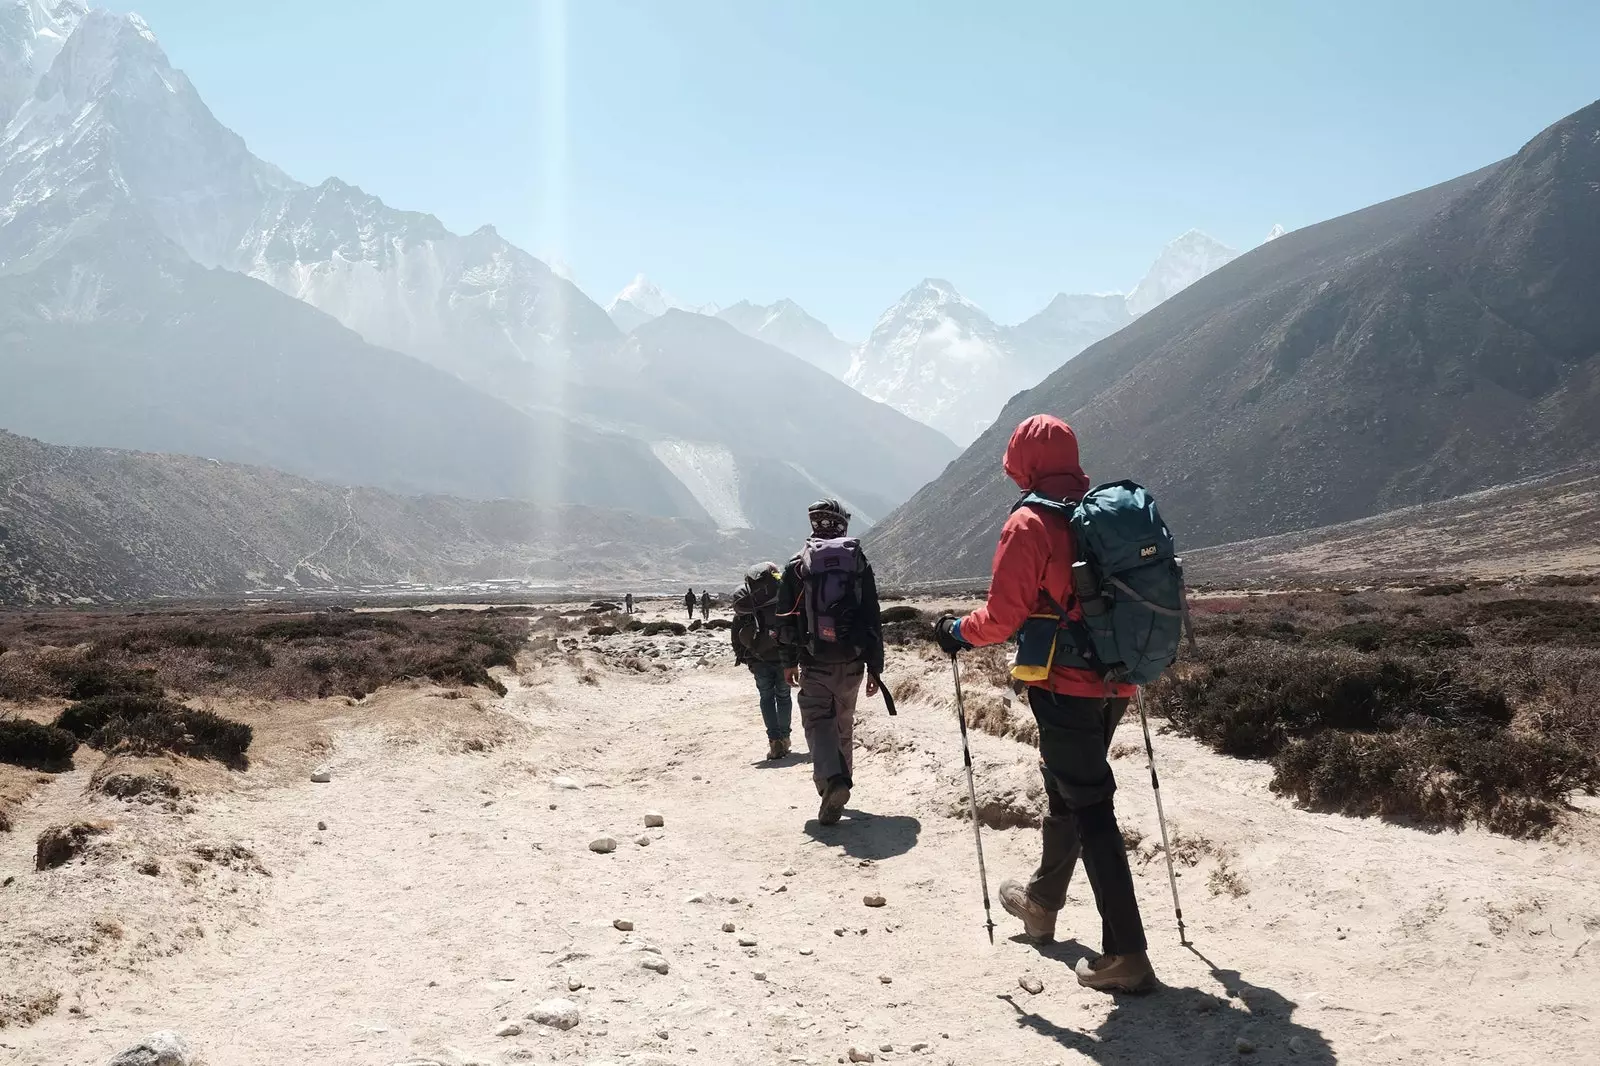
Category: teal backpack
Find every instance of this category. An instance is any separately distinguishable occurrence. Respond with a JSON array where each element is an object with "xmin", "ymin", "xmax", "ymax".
[{"xmin": 1012, "ymin": 480, "xmax": 1195, "ymax": 686}]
